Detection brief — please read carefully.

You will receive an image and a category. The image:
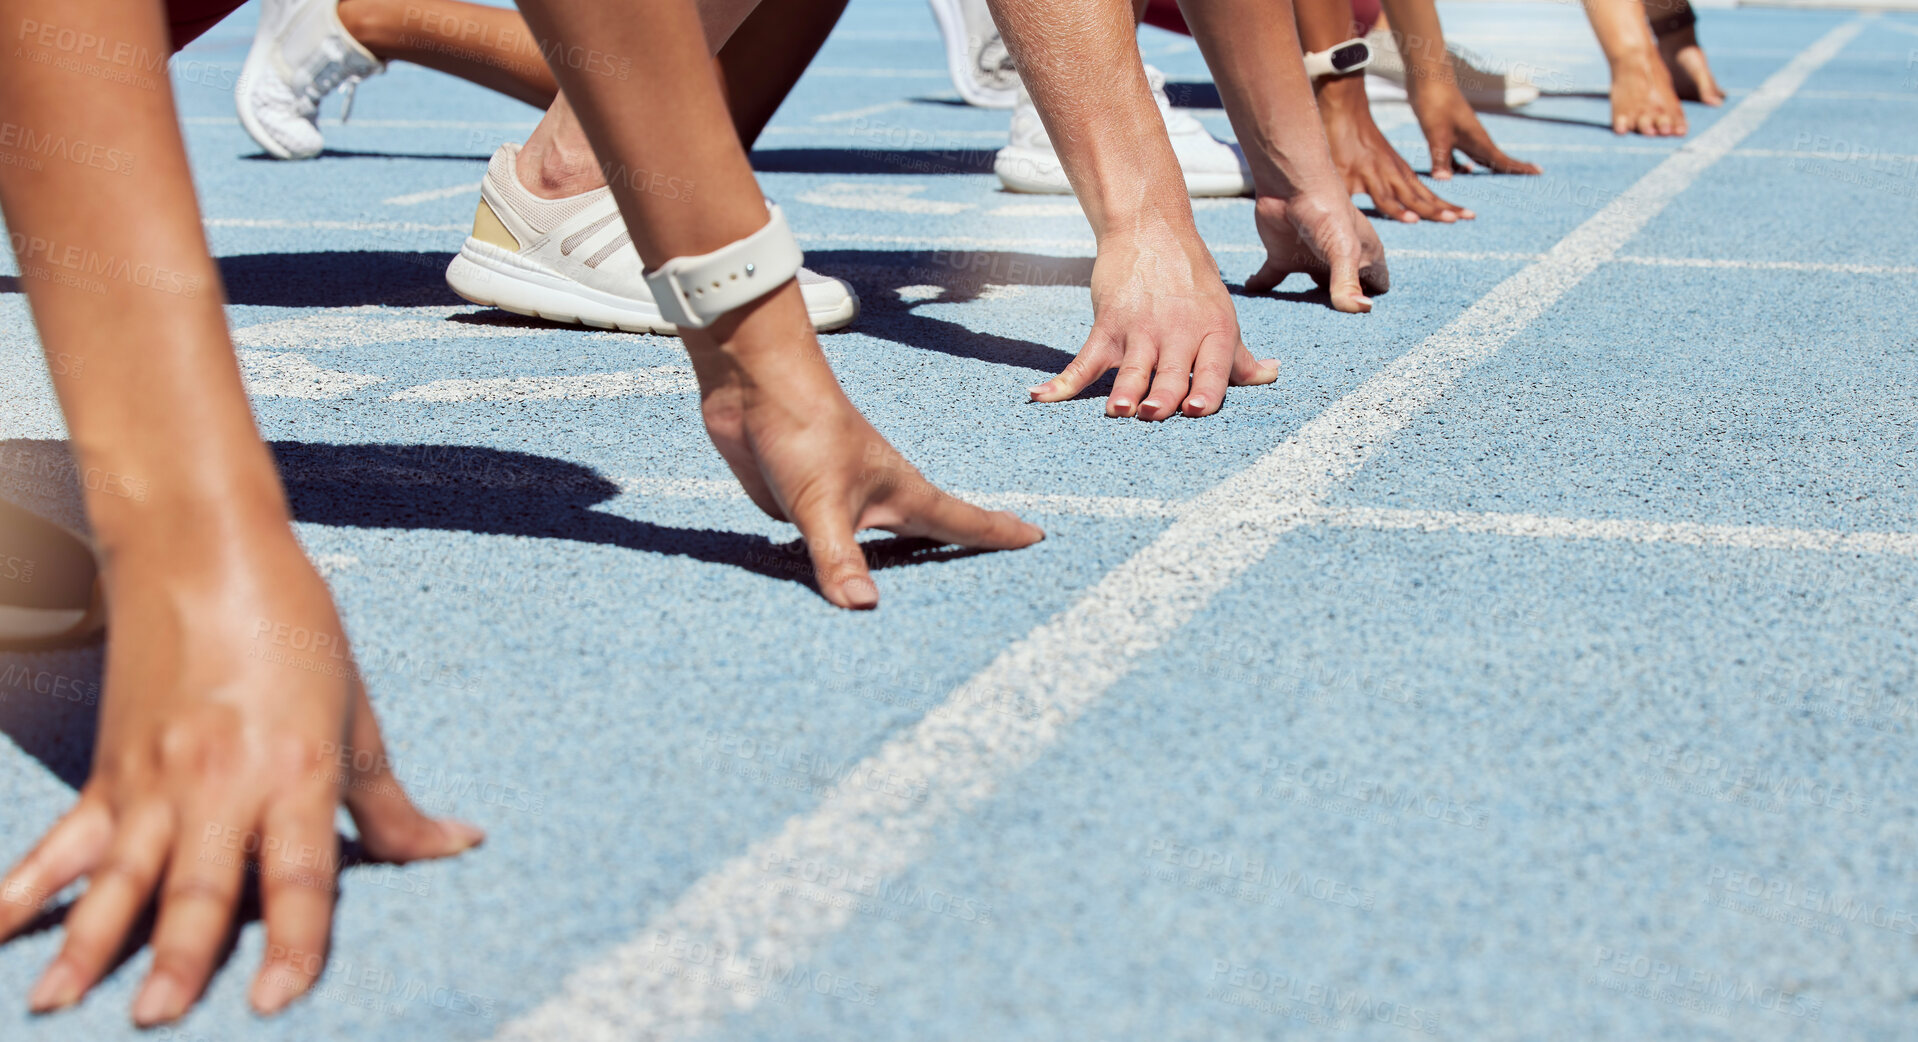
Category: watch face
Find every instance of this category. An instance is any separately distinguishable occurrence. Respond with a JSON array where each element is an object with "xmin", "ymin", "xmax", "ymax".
[{"xmin": 1331, "ymin": 42, "xmax": 1369, "ymax": 73}]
